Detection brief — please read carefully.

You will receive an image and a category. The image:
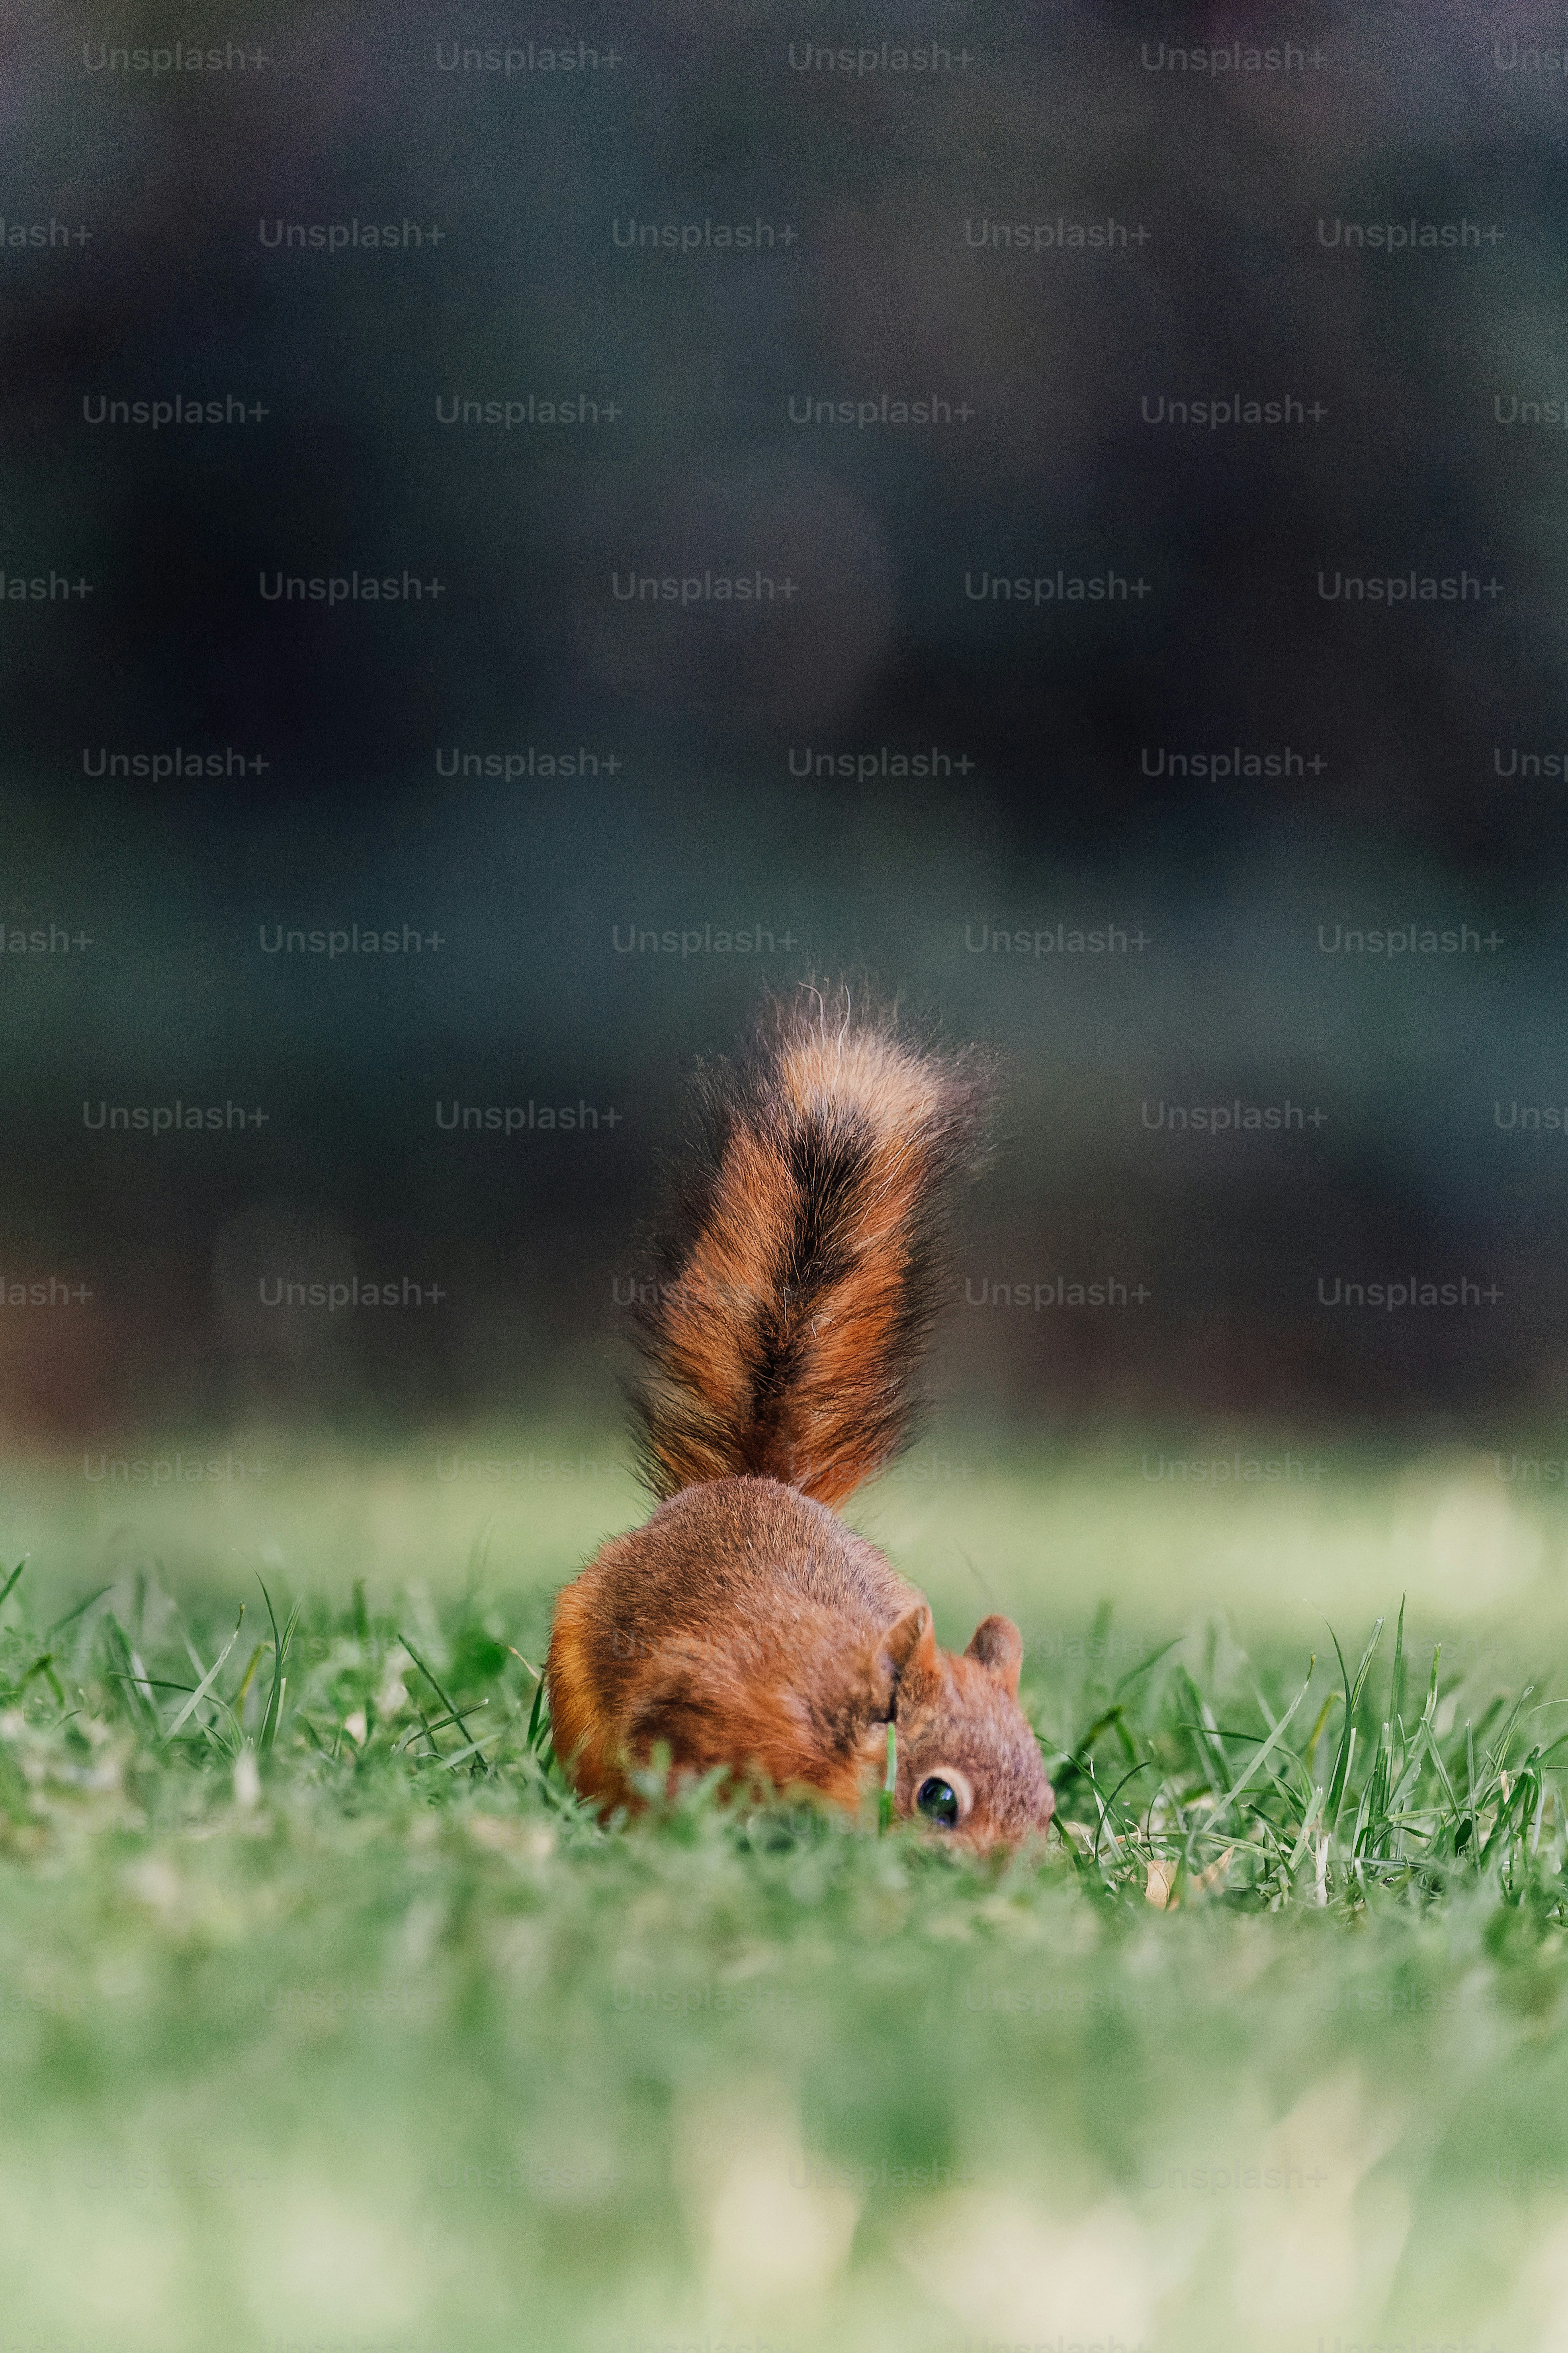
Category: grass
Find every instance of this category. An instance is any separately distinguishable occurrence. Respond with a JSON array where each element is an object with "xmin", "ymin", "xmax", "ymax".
[
  {"xmin": 10, "ymin": 1559, "xmax": 1563, "ymax": 1920},
  {"xmin": 2, "ymin": 1439, "xmax": 1567, "ymax": 2351},
  {"xmin": 1049, "ymin": 1601, "xmax": 1568, "ymax": 1917}
]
